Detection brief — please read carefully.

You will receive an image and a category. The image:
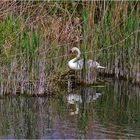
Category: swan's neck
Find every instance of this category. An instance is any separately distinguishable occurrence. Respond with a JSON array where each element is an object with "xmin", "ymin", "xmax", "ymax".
[
  {"xmin": 71, "ymin": 49, "xmax": 81, "ymax": 63},
  {"xmin": 68, "ymin": 48, "xmax": 82, "ymax": 70}
]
